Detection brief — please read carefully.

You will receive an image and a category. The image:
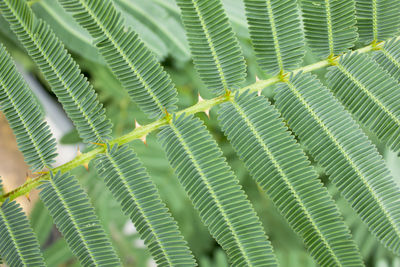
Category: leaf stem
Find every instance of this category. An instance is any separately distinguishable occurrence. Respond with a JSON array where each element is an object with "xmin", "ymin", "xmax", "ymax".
[{"xmin": 0, "ymin": 37, "xmax": 394, "ymax": 204}]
